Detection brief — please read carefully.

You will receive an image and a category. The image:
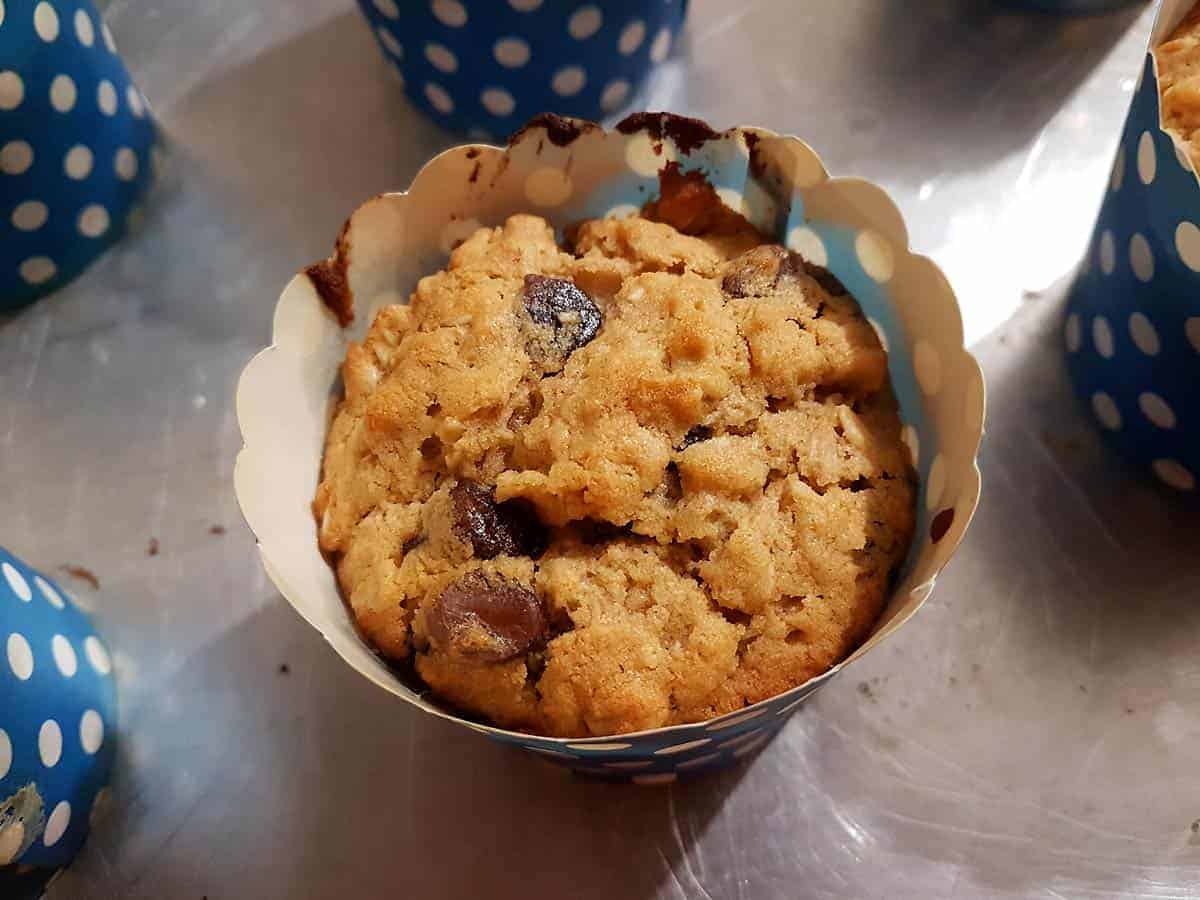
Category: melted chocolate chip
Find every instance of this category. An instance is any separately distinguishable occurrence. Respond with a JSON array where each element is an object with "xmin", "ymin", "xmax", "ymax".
[
  {"xmin": 427, "ymin": 572, "xmax": 548, "ymax": 662},
  {"xmin": 679, "ymin": 425, "xmax": 712, "ymax": 449},
  {"xmin": 509, "ymin": 112, "xmax": 600, "ymax": 148},
  {"xmin": 521, "ymin": 275, "xmax": 602, "ymax": 363},
  {"xmin": 615, "ymin": 112, "xmax": 720, "ymax": 155},
  {"xmin": 930, "ymin": 508, "xmax": 955, "ymax": 543},
  {"xmin": 451, "ymin": 480, "xmax": 547, "ymax": 559},
  {"xmin": 722, "ymin": 245, "xmax": 789, "ymax": 298}
]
